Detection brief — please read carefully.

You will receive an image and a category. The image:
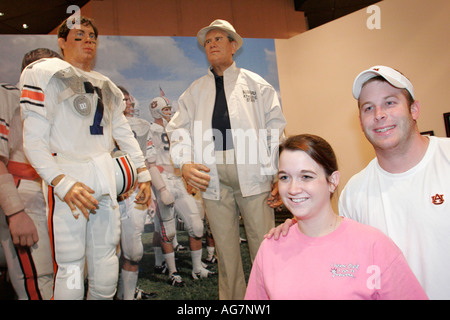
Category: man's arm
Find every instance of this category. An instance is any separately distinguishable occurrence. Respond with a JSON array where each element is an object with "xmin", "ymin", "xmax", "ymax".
[
  {"xmin": 264, "ymin": 218, "xmax": 296, "ymax": 240},
  {"xmin": 181, "ymin": 162, "xmax": 211, "ymax": 192}
]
